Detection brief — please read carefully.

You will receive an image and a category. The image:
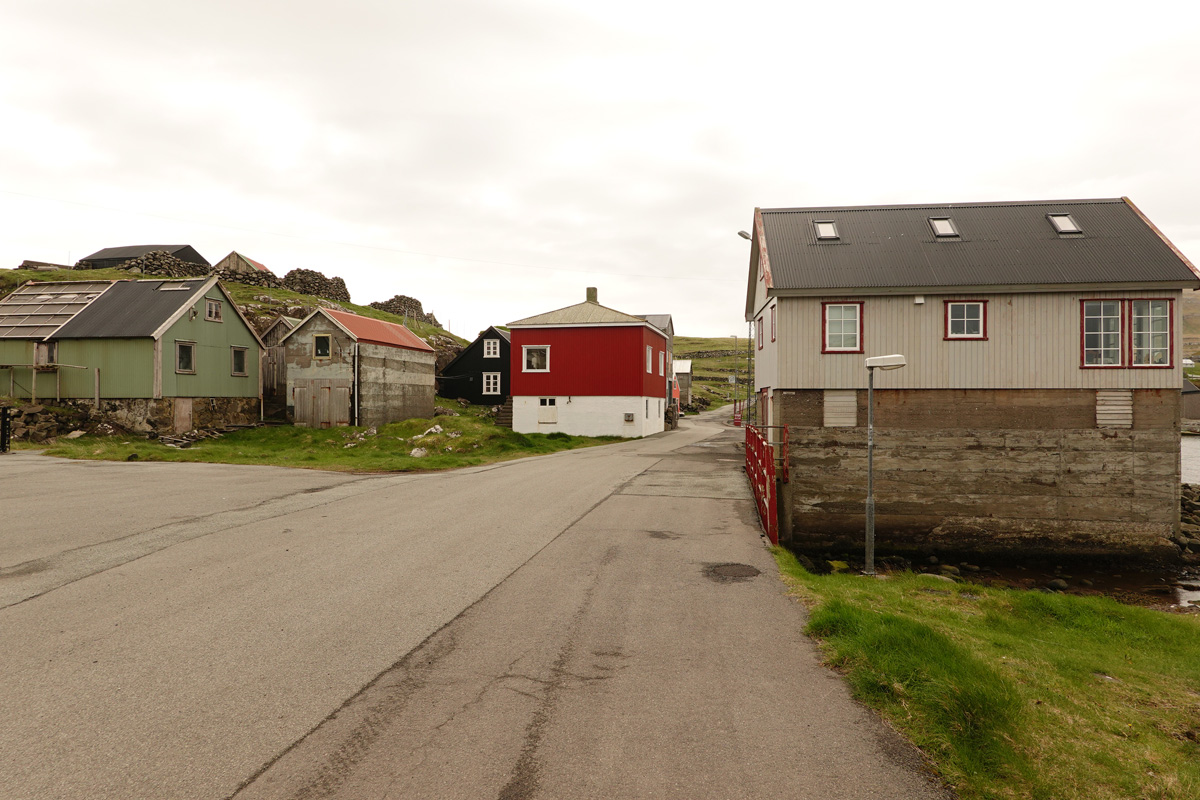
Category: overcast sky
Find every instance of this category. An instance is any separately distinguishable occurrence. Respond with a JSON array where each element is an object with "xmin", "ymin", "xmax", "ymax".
[{"xmin": 2, "ymin": 1, "xmax": 1198, "ymax": 339}]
